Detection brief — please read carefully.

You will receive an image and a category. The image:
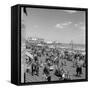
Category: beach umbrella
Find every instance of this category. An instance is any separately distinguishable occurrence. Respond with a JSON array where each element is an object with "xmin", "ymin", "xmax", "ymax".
[{"xmin": 25, "ymin": 51, "xmax": 34, "ymax": 59}]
